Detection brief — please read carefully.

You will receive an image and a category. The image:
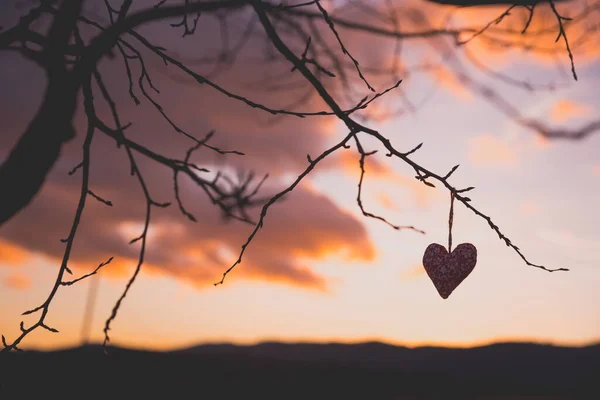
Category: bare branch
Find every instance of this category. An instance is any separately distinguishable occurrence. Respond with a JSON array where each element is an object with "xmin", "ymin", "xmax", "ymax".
[
  {"xmin": 1, "ymin": 80, "xmax": 97, "ymax": 353},
  {"xmin": 354, "ymin": 137, "xmax": 425, "ymax": 234},
  {"xmin": 314, "ymin": 0, "xmax": 374, "ymax": 91},
  {"xmin": 87, "ymin": 189, "xmax": 113, "ymax": 206},
  {"xmin": 549, "ymin": 0, "xmax": 578, "ymax": 80},
  {"xmin": 215, "ymin": 129, "xmax": 356, "ymax": 286},
  {"xmin": 247, "ymin": 0, "xmax": 566, "ymax": 277},
  {"xmin": 61, "ymin": 257, "xmax": 114, "ymax": 286}
]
